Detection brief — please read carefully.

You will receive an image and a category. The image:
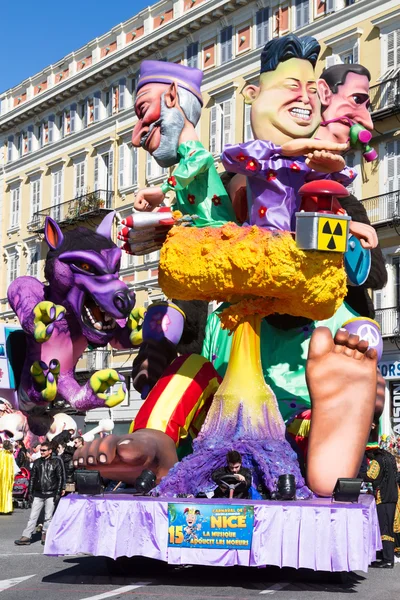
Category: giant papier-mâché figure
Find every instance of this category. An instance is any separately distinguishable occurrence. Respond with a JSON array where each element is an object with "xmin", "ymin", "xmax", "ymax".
[
  {"xmin": 76, "ymin": 37, "xmax": 382, "ymax": 499},
  {"xmin": 7, "ymin": 213, "xmax": 135, "ymax": 434}
]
